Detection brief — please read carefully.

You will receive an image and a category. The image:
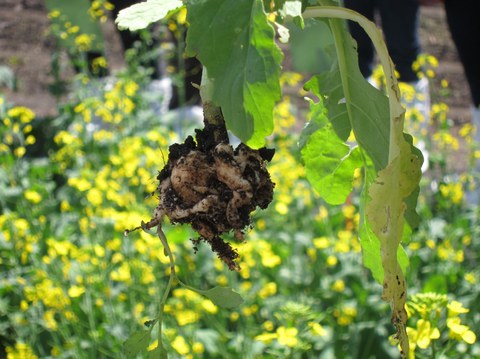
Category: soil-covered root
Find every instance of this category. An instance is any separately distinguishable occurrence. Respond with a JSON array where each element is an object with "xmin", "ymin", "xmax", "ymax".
[{"xmin": 154, "ymin": 125, "xmax": 275, "ymax": 270}]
